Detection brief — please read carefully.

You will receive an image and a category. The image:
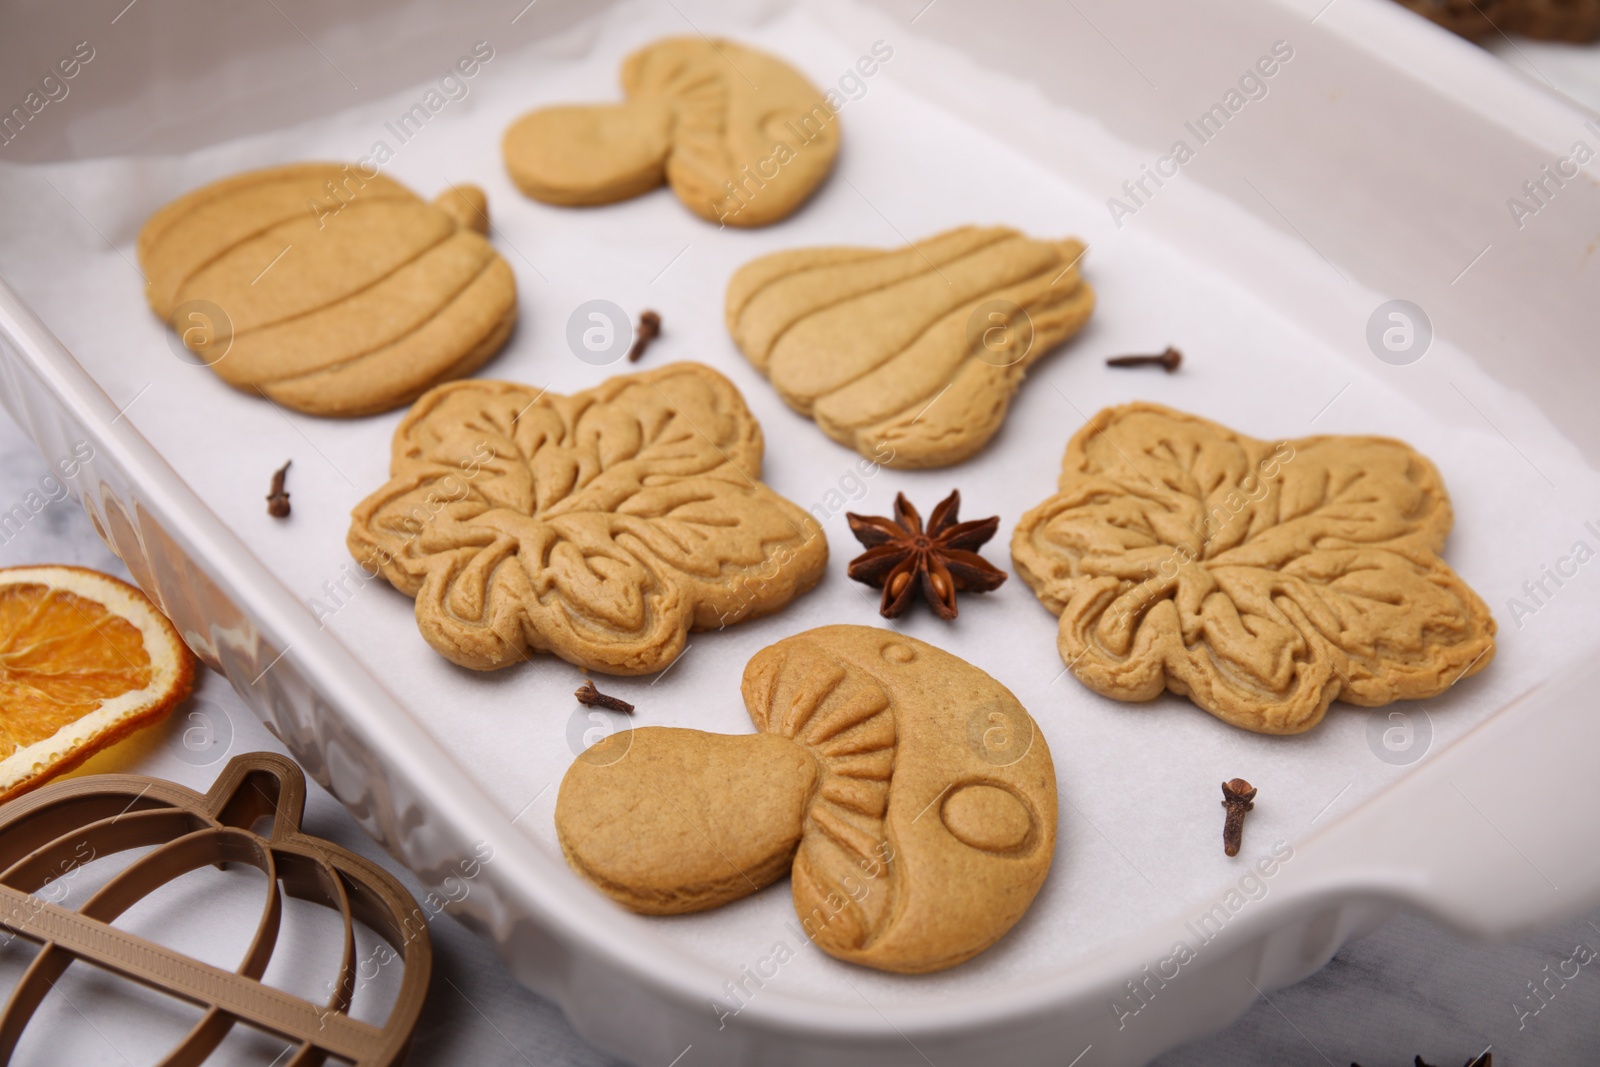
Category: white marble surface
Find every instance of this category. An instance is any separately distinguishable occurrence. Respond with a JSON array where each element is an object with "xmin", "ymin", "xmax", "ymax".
[{"xmin": 3, "ymin": 407, "xmax": 1599, "ymax": 1067}]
